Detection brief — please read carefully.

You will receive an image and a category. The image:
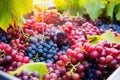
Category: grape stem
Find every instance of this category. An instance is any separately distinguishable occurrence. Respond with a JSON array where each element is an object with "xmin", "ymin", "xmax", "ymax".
[
  {"xmin": 0, "ymin": 50, "xmax": 6, "ymax": 58},
  {"xmin": 69, "ymin": 62, "xmax": 81, "ymax": 74},
  {"xmin": 33, "ymin": 53, "xmax": 39, "ymax": 61}
]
